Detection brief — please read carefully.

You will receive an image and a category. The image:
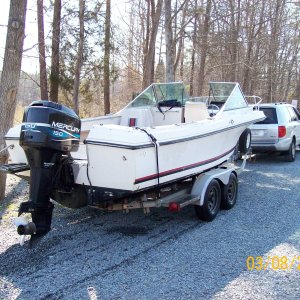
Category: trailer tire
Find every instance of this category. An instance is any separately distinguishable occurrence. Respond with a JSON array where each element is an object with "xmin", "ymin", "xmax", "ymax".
[
  {"xmin": 238, "ymin": 128, "xmax": 251, "ymax": 155},
  {"xmin": 221, "ymin": 173, "xmax": 238, "ymax": 210},
  {"xmin": 194, "ymin": 179, "xmax": 221, "ymax": 221}
]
